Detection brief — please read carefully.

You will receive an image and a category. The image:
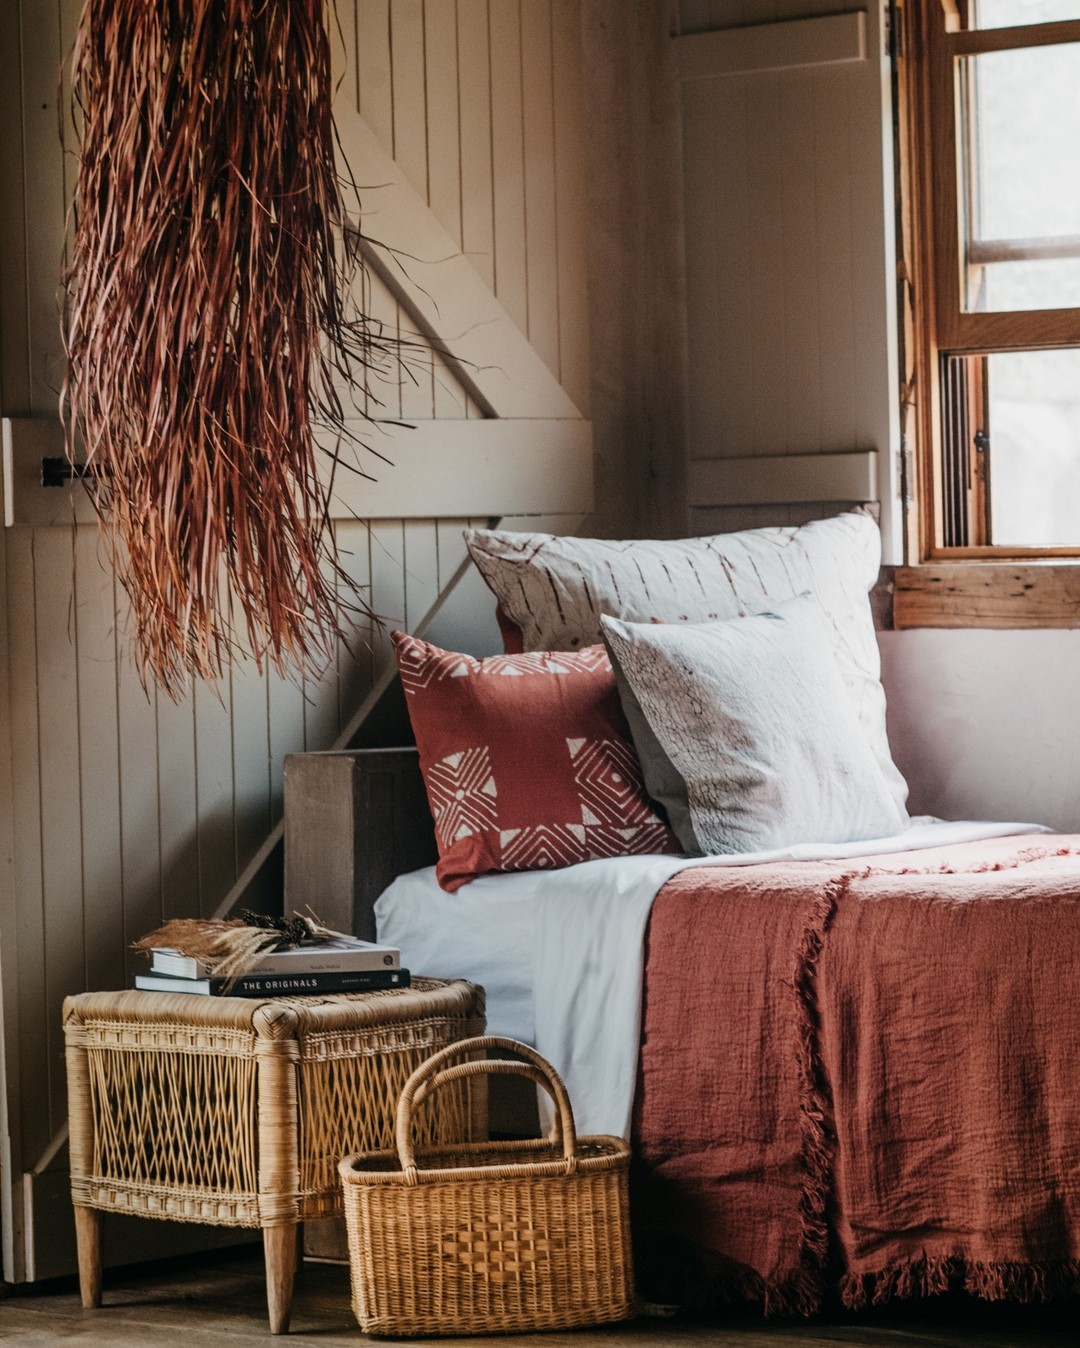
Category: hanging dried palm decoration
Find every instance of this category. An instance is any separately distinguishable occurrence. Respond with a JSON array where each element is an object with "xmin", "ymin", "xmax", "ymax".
[{"xmin": 62, "ymin": 0, "xmax": 395, "ymax": 694}]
